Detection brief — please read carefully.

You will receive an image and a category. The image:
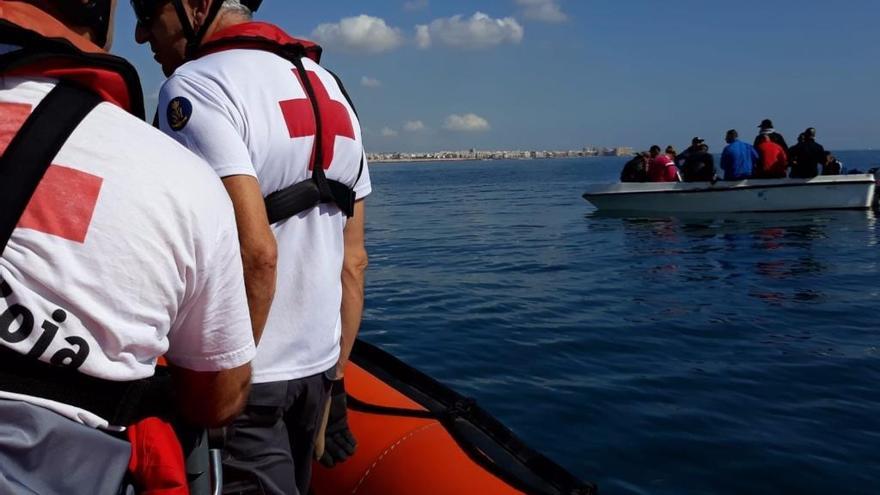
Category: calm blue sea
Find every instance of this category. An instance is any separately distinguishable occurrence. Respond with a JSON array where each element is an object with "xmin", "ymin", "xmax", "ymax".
[{"xmin": 359, "ymin": 151, "xmax": 880, "ymax": 495}]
